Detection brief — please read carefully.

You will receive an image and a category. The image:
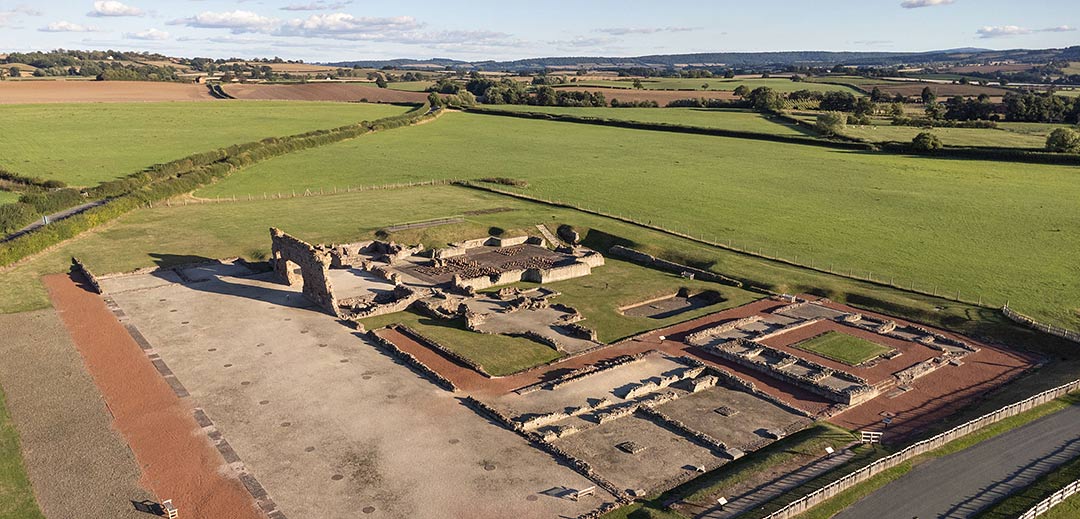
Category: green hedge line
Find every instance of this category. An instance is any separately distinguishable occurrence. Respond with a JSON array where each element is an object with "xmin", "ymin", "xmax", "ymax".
[
  {"xmin": 463, "ymin": 107, "xmax": 876, "ymax": 151},
  {"xmin": 0, "ymin": 103, "xmax": 433, "ymax": 266},
  {"xmin": 879, "ymin": 142, "xmax": 1080, "ymax": 165}
]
